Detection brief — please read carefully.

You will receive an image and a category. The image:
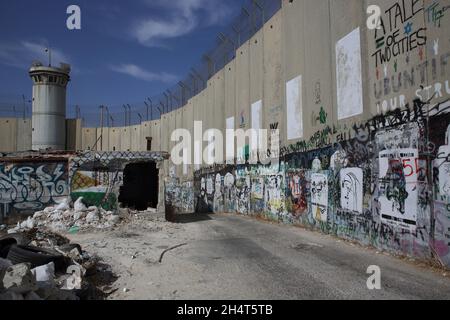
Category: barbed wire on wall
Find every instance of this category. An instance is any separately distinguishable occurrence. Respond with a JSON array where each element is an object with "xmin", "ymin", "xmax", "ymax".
[{"xmin": 0, "ymin": 0, "xmax": 282, "ymax": 128}]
